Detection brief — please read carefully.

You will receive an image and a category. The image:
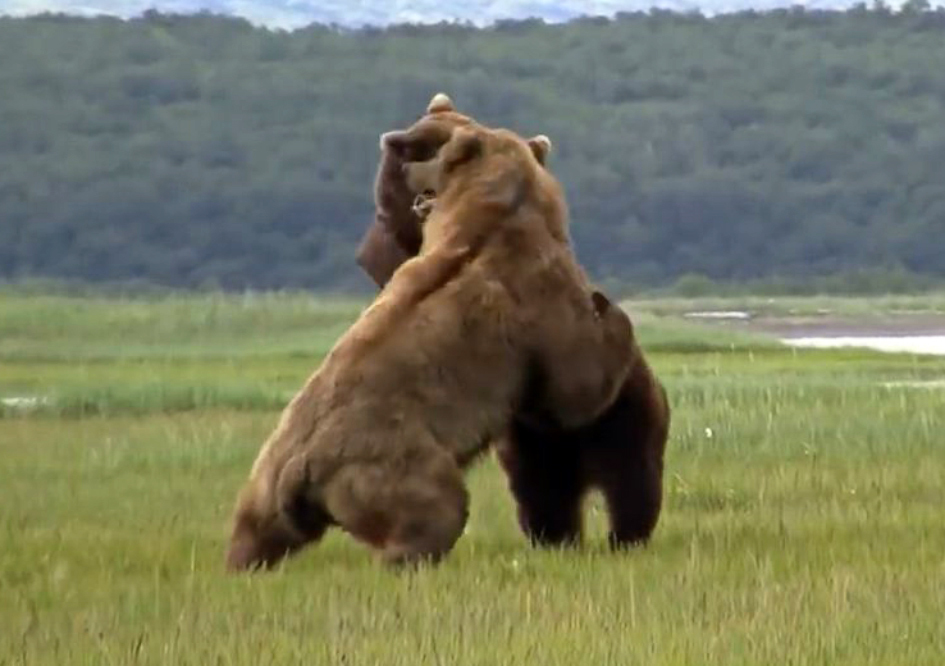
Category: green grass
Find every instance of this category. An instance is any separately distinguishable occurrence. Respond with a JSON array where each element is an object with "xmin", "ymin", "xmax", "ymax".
[
  {"xmin": 1, "ymin": 292, "xmax": 944, "ymax": 664},
  {"xmin": 0, "ymin": 292, "xmax": 363, "ymax": 361}
]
